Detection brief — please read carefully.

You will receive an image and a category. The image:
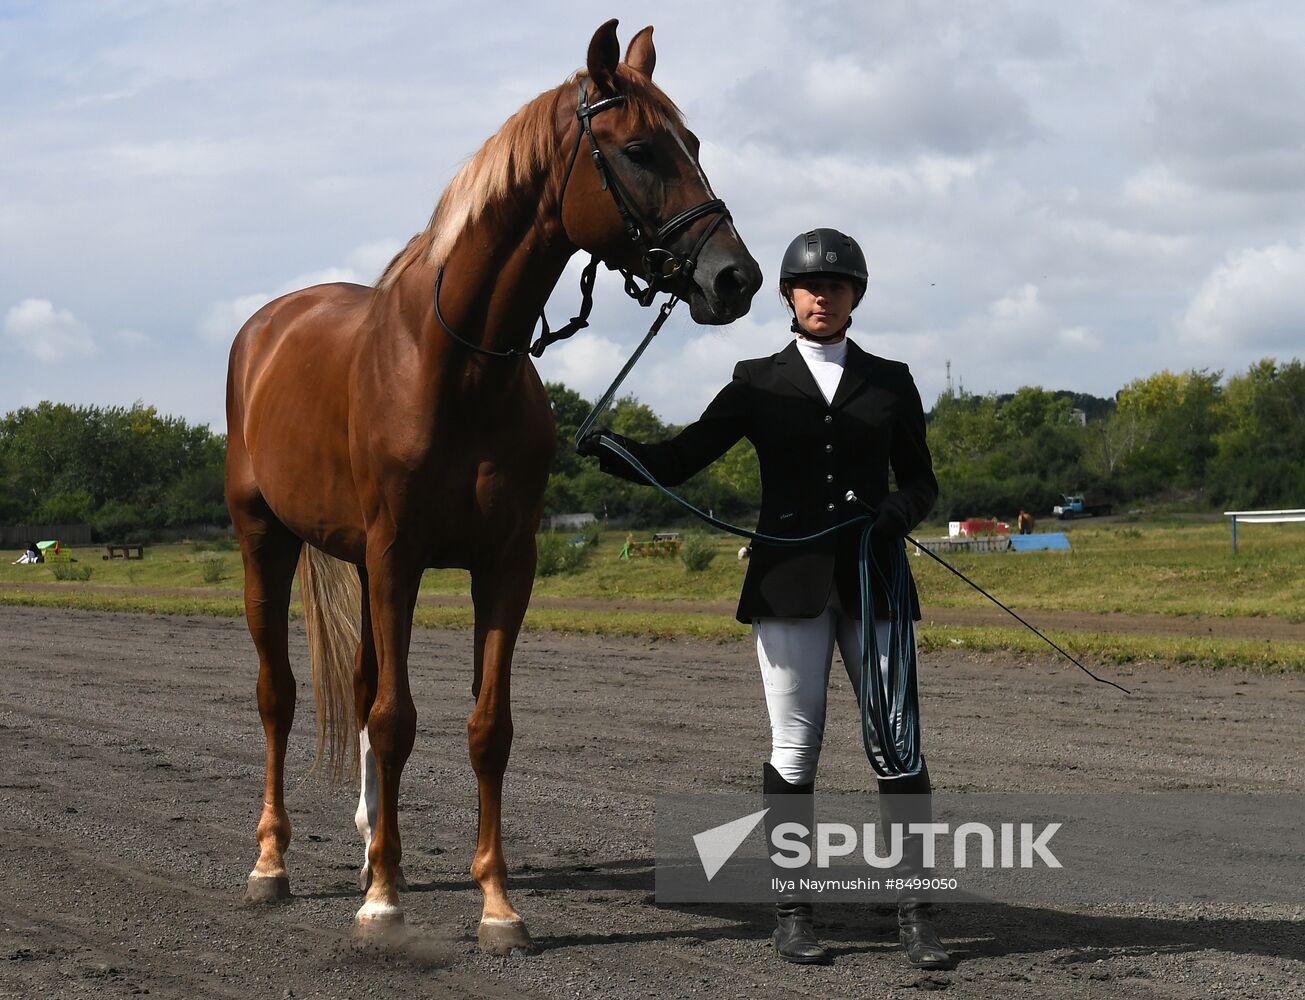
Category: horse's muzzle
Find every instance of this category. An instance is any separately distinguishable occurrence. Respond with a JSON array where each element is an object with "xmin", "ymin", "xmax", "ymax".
[{"xmin": 688, "ymin": 250, "xmax": 762, "ymax": 325}]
